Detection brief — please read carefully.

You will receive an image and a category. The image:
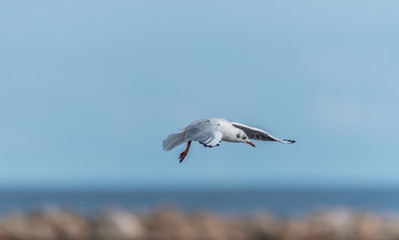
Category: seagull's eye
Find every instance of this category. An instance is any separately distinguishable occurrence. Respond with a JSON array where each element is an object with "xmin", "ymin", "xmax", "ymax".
[
  {"xmin": 237, "ymin": 134, "xmax": 240, "ymax": 138},
  {"xmin": 243, "ymin": 136, "xmax": 247, "ymax": 140}
]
